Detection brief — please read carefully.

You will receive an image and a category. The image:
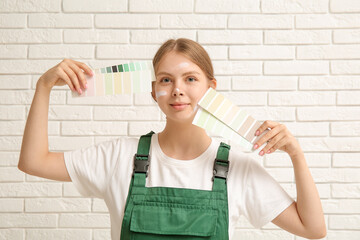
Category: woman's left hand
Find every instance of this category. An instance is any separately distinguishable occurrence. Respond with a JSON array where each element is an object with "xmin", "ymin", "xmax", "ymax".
[{"xmin": 253, "ymin": 120, "xmax": 303, "ymax": 158}]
